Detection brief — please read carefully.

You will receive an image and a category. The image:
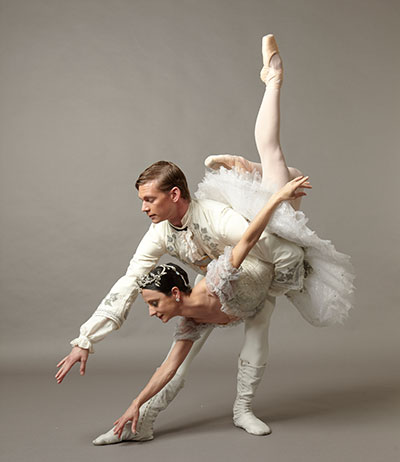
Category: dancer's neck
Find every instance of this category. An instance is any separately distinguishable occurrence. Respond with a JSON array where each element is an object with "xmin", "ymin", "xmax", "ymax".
[{"xmin": 168, "ymin": 200, "xmax": 190, "ymax": 227}]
